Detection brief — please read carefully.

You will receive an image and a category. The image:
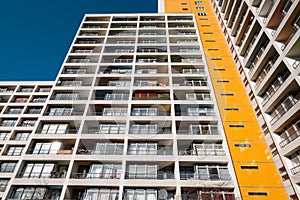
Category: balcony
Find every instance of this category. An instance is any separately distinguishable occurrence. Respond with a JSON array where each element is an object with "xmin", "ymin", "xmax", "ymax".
[
  {"xmin": 125, "ymin": 172, "xmax": 174, "ymax": 179},
  {"xmin": 177, "ymin": 124, "xmax": 219, "ymax": 135},
  {"xmin": 255, "ymin": 61, "xmax": 273, "ymax": 89},
  {"xmin": 77, "ymin": 142, "xmax": 124, "ymax": 155},
  {"xmin": 279, "ymin": 120, "xmax": 300, "ymax": 148},
  {"xmin": 262, "ymin": 72, "xmax": 290, "ymax": 105},
  {"xmin": 291, "ymin": 165, "xmax": 300, "ymax": 175},
  {"xmin": 176, "ymin": 107, "xmax": 215, "ymax": 117},
  {"xmin": 173, "ymin": 80, "xmax": 208, "ymax": 87},
  {"xmin": 270, "ymin": 93, "xmax": 300, "ymax": 125},
  {"xmin": 181, "ymin": 189, "xmax": 235, "ymax": 200},
  {"xmin": 16, "ymin": 163, "xmax": 68, "ymax": 179},
  {"xmin": 71, "ymin": 163, "xmax": 121, "ymax": 179},
  {"xmin": 249, "ymin": 47, "xmax": 265, "ymax": 74},
  {"xmin": 129, "ymin": 126, "xmax": 171, "ymax": 134},
  {"xmin": 178, "ymin": 144, "xmax": 226, "ymax": 156},
  {"xmin": 113, "ymin": 58, "xmax": 133, "ymax": 63},
  {"xmin": 8, "ymin": 187, "xmax": 61, "ymax": 200},
  {"xmin": 132, "ymin": 92, "xmax": 170, "ymax": 100},
  {"xmin": 180, "ymin": 165, "xmax": 231, "ymax": 181}
]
